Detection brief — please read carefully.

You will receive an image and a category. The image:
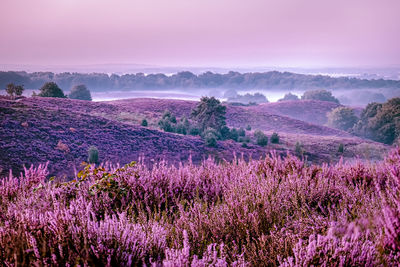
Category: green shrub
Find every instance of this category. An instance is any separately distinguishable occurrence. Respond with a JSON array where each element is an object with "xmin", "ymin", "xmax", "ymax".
[
  {"xmin": 327, "ymin": 107, "xmax": 358, "ymax": 131},
  {"xmin": 87, "ymin": 146, "xmax": 99, "ymax": 164},
  {"xmin": 301, "ymin": 89, "xmax": 339, "ymax": 104},
  {"xmin": 270, "ymin": 132, "xmax": 279, "ymax": 144},
  {"xmin": 238, "ymin": 136, "xmax": 251, "ymax": 143},
  {"xmin": 338, "ymin": 143, "xmax": 344, "ymax": 153},
  {"xmin": 38, "ymin": 82, "xmax": 66, "ymax": 98},
  {"xmin": 189, "ymin": 126, "xmax": 201, "ymax": 136},
  {"xmin": 238, "ymin": 127, "xmax": 246, "ymax": 137},
  {"xmin": 254, "ymin": 130, "xmax": 268, "ymax": 146},
  {"xmin": 68, "ymin": 84, "xmax": 92, "ymax": 101},
  {"xmin": 220, "ymin": 126, "xmax": 231, "ymax": 140},
  {"xmin": 229, "ymin": 128, "xmax": 239, "ymax": 141},
  {"xmin": 203, "ymin": 129, "xmax": 219, "ymax": 147},
  {"xmin": 246, "ymin": 125, "xmax": 252, "ymax": 131},
  {"xmin": 141, "ymin": 119, "xmax": 148, "ymax": 127}
]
